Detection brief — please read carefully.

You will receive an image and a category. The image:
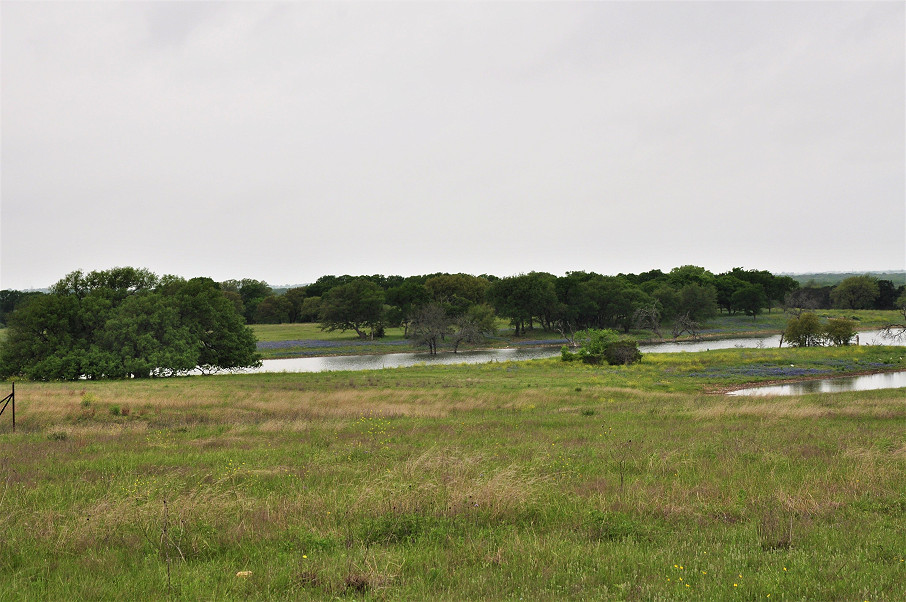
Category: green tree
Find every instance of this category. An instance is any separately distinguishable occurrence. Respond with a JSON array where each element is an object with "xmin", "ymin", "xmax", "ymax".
[
  {"xmin": 668, "ymin": 265, "xmax": 715, "ymax": 288},
  {"xmin": 552, "ymin": 272, "xmax": 599, "ymax": 335},
  {"xmin": 100, "ymin": 291, "xmax": 196, "ymax": 378},
  {"xmin": 768, "ymin": 275, "xmax": 799, "ymax": 311},
  {"xmin": 237, "ymin": 279, "xmax": 273, "ymax": 323},
  {"xmin": 824, "ymin": 317, "xmax": 856, "ymax": 346},
  {"xmin": 830, "ymin": 276, "xmax": 880, "ymax": 310},
  {"xmin": 678, "ymin": 284, "xmax": 718, "ymax": 322},
  {"xmin": 253, "ymin": 295, "xmax": 293, "ymax": 324},
  {"xmin": 424, "ymin": 274, "xmax": 490, "ymax": 307},
  {"xmin": 165, "ymin": 277, "xmax": 260, "ymax": 374},
  {"xmin": 385, "ymin": 280, "xmax": 431, "ymax": 335},
  {"xmin": 783, "ymin": 313, "xmax": 824, "ymax": 347},
  {"xmin": 451, "ymin": 304, "xmax": 497, "ymax": 352},
  {"xmin": 304, "ymin": 274, "xmax": 354, "ymax": 298},
  {"xmin": 715, "ymin": 273, "xmax": 747, "ymax": 314},
  {"xmin": 603, "ymin": 283, "xmax": 652, "ymax": 333},
  {"xmin": 488, "ymin": 273, "xmax": 557, "ymax": 335},
  {"xmin": 410, "ymin": 302, "xmax": 451, "ymax": 355},
  {"xmin": 0, "ymin": 290, "xmax": 44, "ymax": 327},
  {"xmin": 221, "ymin": 290, "xmax": 245, "ymax": 318},
  {"xmin": 298, "ymin": 296, "xmax": 322, "ymax": 322},
  {"xmin": 642, "ymin": 282, "xmax": 681, "ymax": 321},
  {"xmin": 284, "ymin": 287, "xmax": 308, "ymax": 323},
  {"xmin": 874, "ymin": 280, "xmax": 900, "ymax": 310},
  {"xmin": 318, "ymin": 278, "xmax": 385, "ymax": 339},
  {"xmin": 730, "ymin": 284, "xmax": 769, "ymax": 321},
  {"xmin": 0, "ymin": 270, "xmax": 259, "ymax": 380}
]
